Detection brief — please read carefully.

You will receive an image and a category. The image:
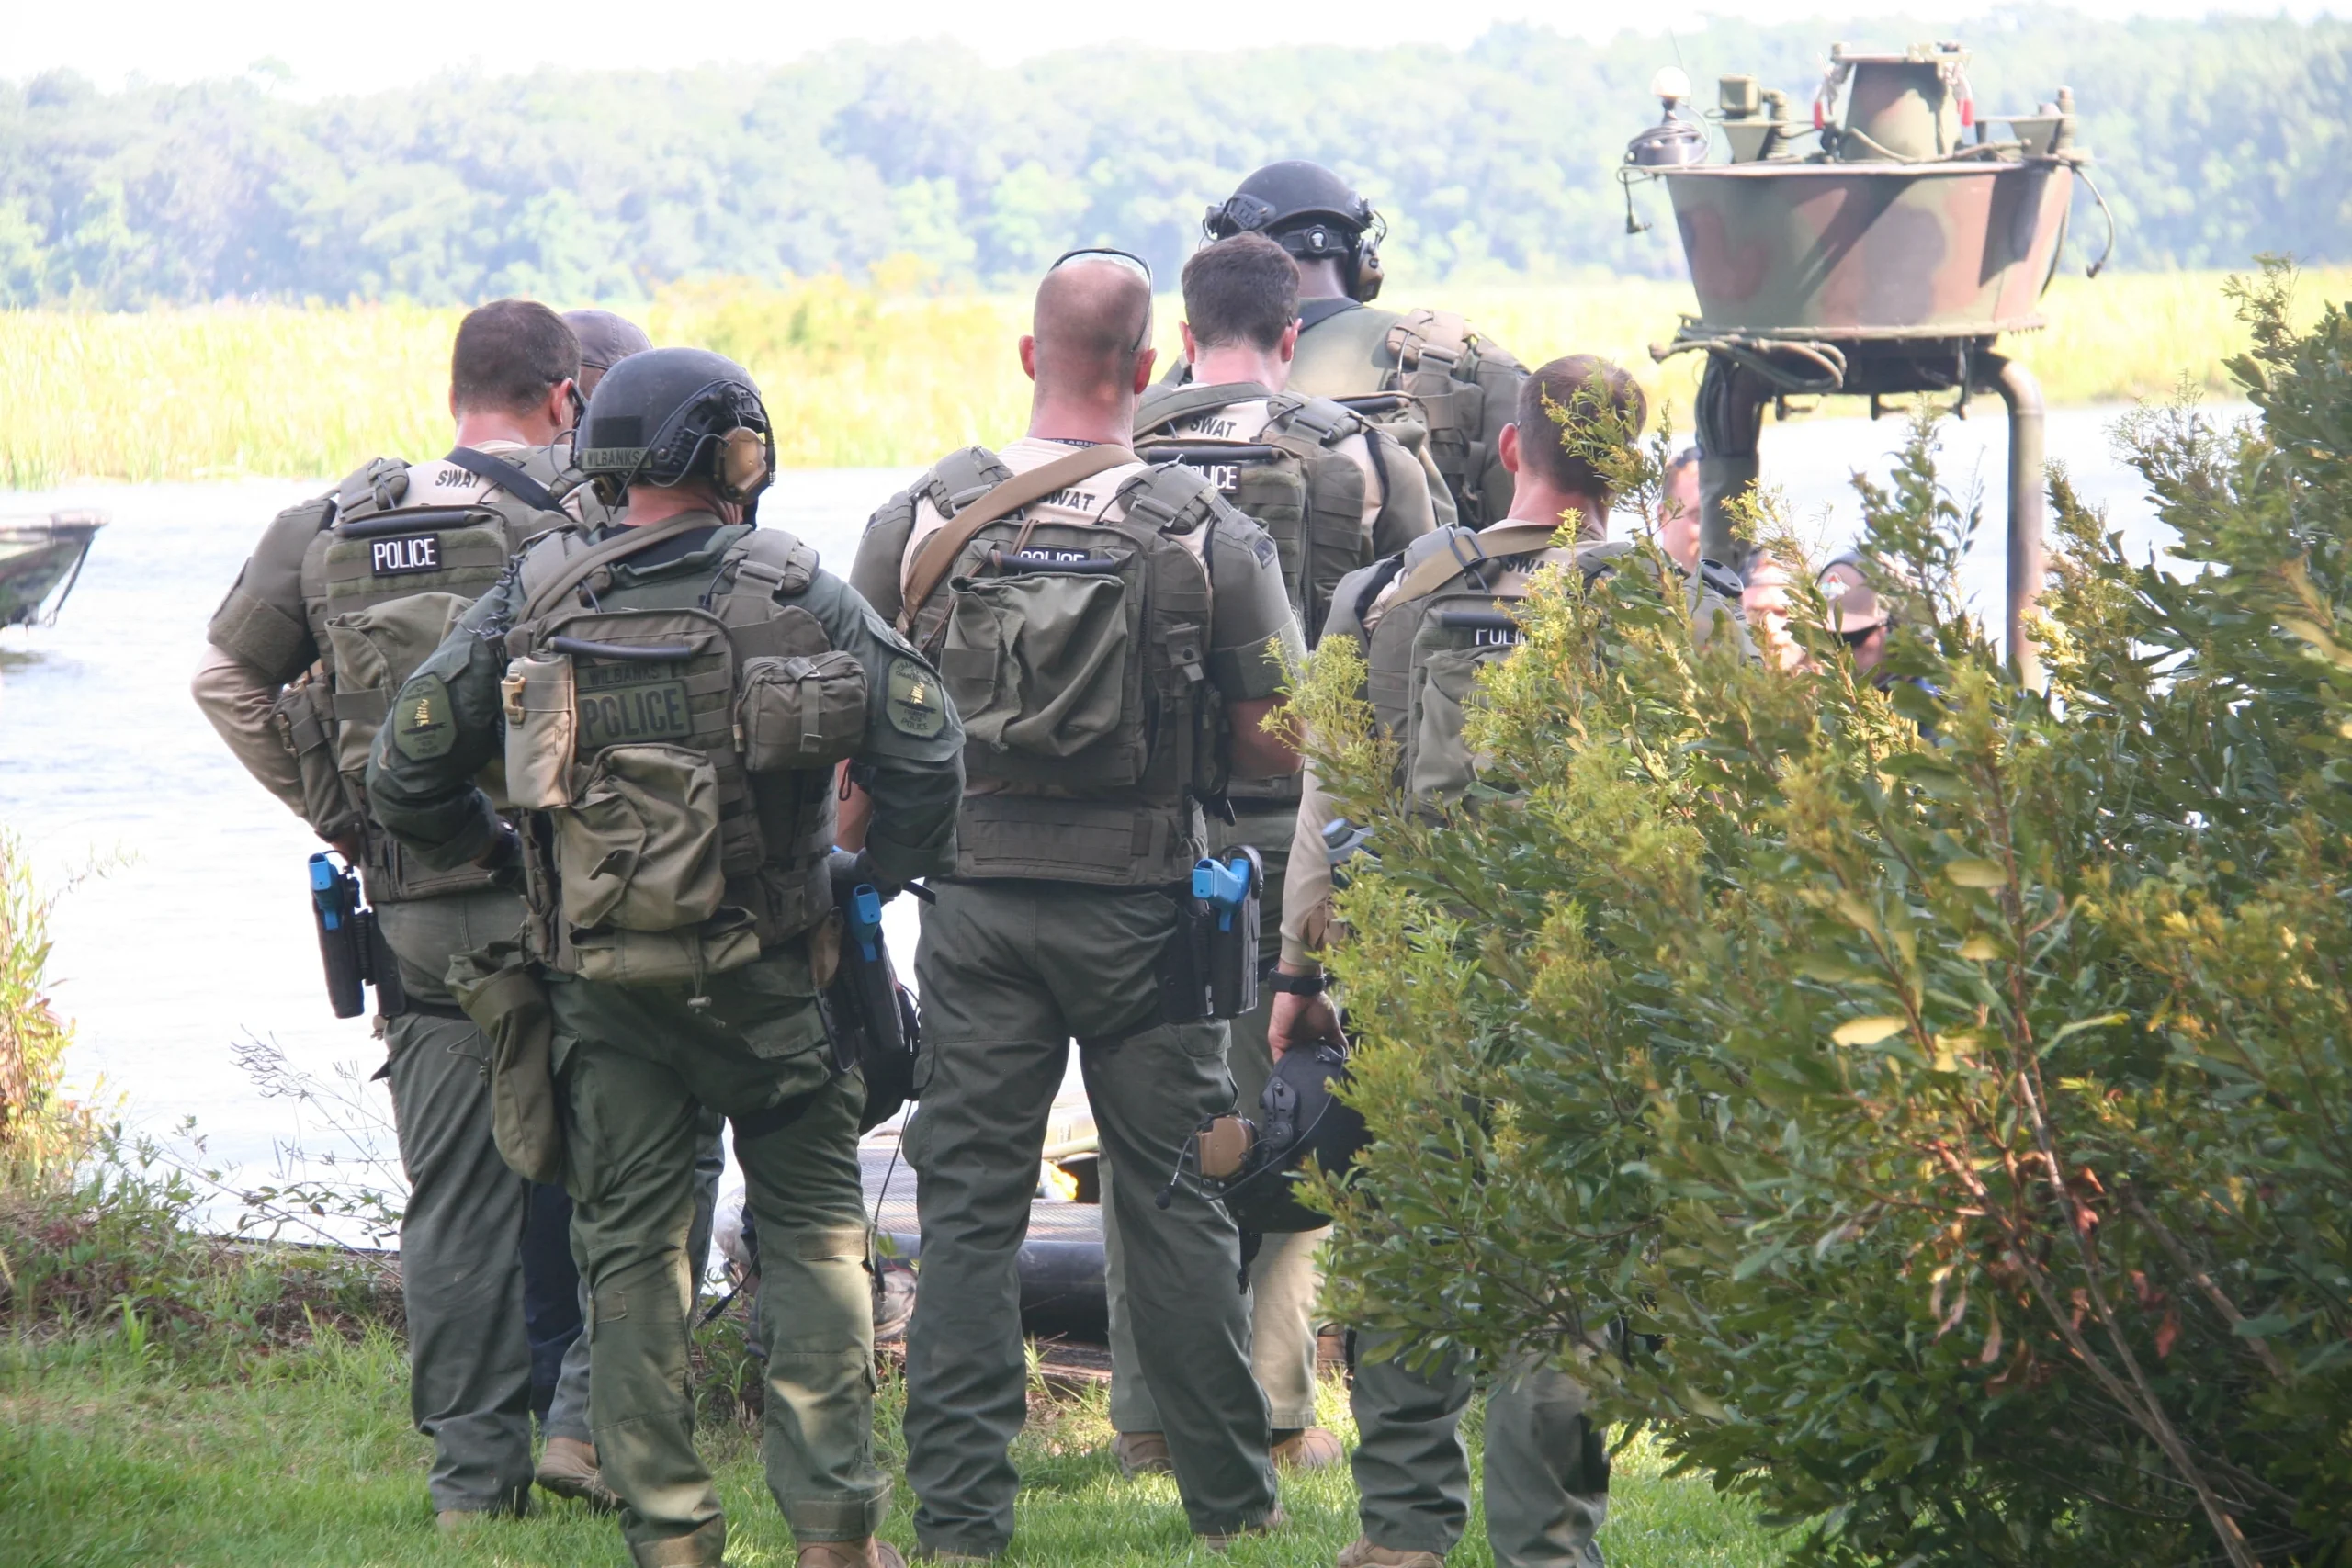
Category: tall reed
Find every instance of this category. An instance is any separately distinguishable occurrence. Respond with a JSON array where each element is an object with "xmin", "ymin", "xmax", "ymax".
[{"xmin": 3, "ymin": 269, "xmax": 2342, "ymax": 486}]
